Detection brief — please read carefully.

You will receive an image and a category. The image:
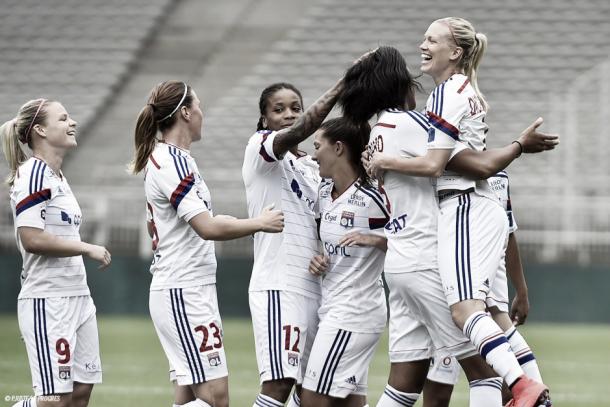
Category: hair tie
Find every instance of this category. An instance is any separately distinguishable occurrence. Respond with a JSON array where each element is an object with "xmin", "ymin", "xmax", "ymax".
[
  {"xmin": 158, "ymin": 82, "xmax": 188, "ymax": 122},
  {"xmin": 24, "ymin": 99, "xmax": 46, "ymax": 144}
]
